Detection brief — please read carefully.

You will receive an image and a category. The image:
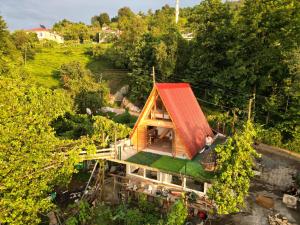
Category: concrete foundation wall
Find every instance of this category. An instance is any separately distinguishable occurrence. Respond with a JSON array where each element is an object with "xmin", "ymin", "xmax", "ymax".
[{"xmin": 258, "ymin": 153, "xmax": 299, "ymax": 191}]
